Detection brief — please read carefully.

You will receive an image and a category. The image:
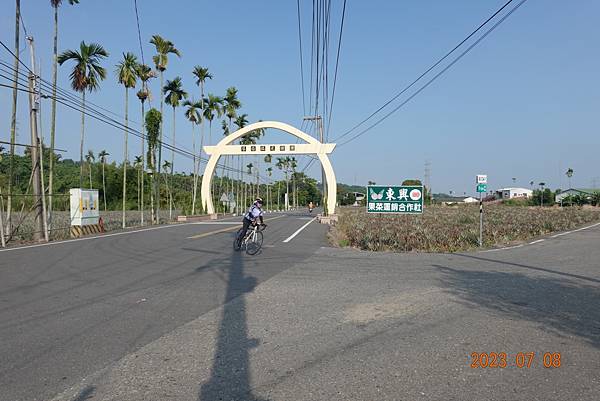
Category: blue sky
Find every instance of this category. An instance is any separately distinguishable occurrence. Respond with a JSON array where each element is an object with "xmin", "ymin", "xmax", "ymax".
[{"xmin": 1, "ymin": 0, "xmax": 599, "ymax": 195}]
